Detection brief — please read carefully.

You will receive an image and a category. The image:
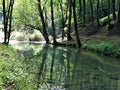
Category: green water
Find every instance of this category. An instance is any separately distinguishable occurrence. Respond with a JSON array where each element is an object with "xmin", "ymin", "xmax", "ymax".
[{"xmin": 11, "ymin": 43, "xmax": 120, "ymax": 90}]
